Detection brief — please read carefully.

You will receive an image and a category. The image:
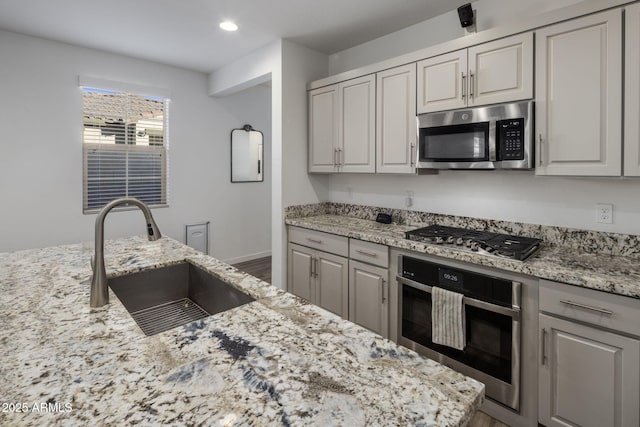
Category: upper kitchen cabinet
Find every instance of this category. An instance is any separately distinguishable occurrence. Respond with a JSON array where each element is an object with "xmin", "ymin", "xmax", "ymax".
[
  {"xmin": 625, "ymin": 3, "xmax": 640, "ymax": 176},
  {"xmin": 417, "ymin": 50, "xmax": 467, "ymax": 113},
  {"xmin": 535, "ymin": 10, "xmax": 622, "ymax": 176},
  {"xmin": 308, "ymin": 74, "xmax": 375, "ymax": 173},
  {"xmin": 308, "ymin": 85, "xmax": 338, "ymax": 173},
  {"xmin": 376, "ymin": 63, "xmax": 417, "ymax": 174},
  {"xmin": 417, "ymin": 32, "xmax": 533, "ymax": 114}
]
